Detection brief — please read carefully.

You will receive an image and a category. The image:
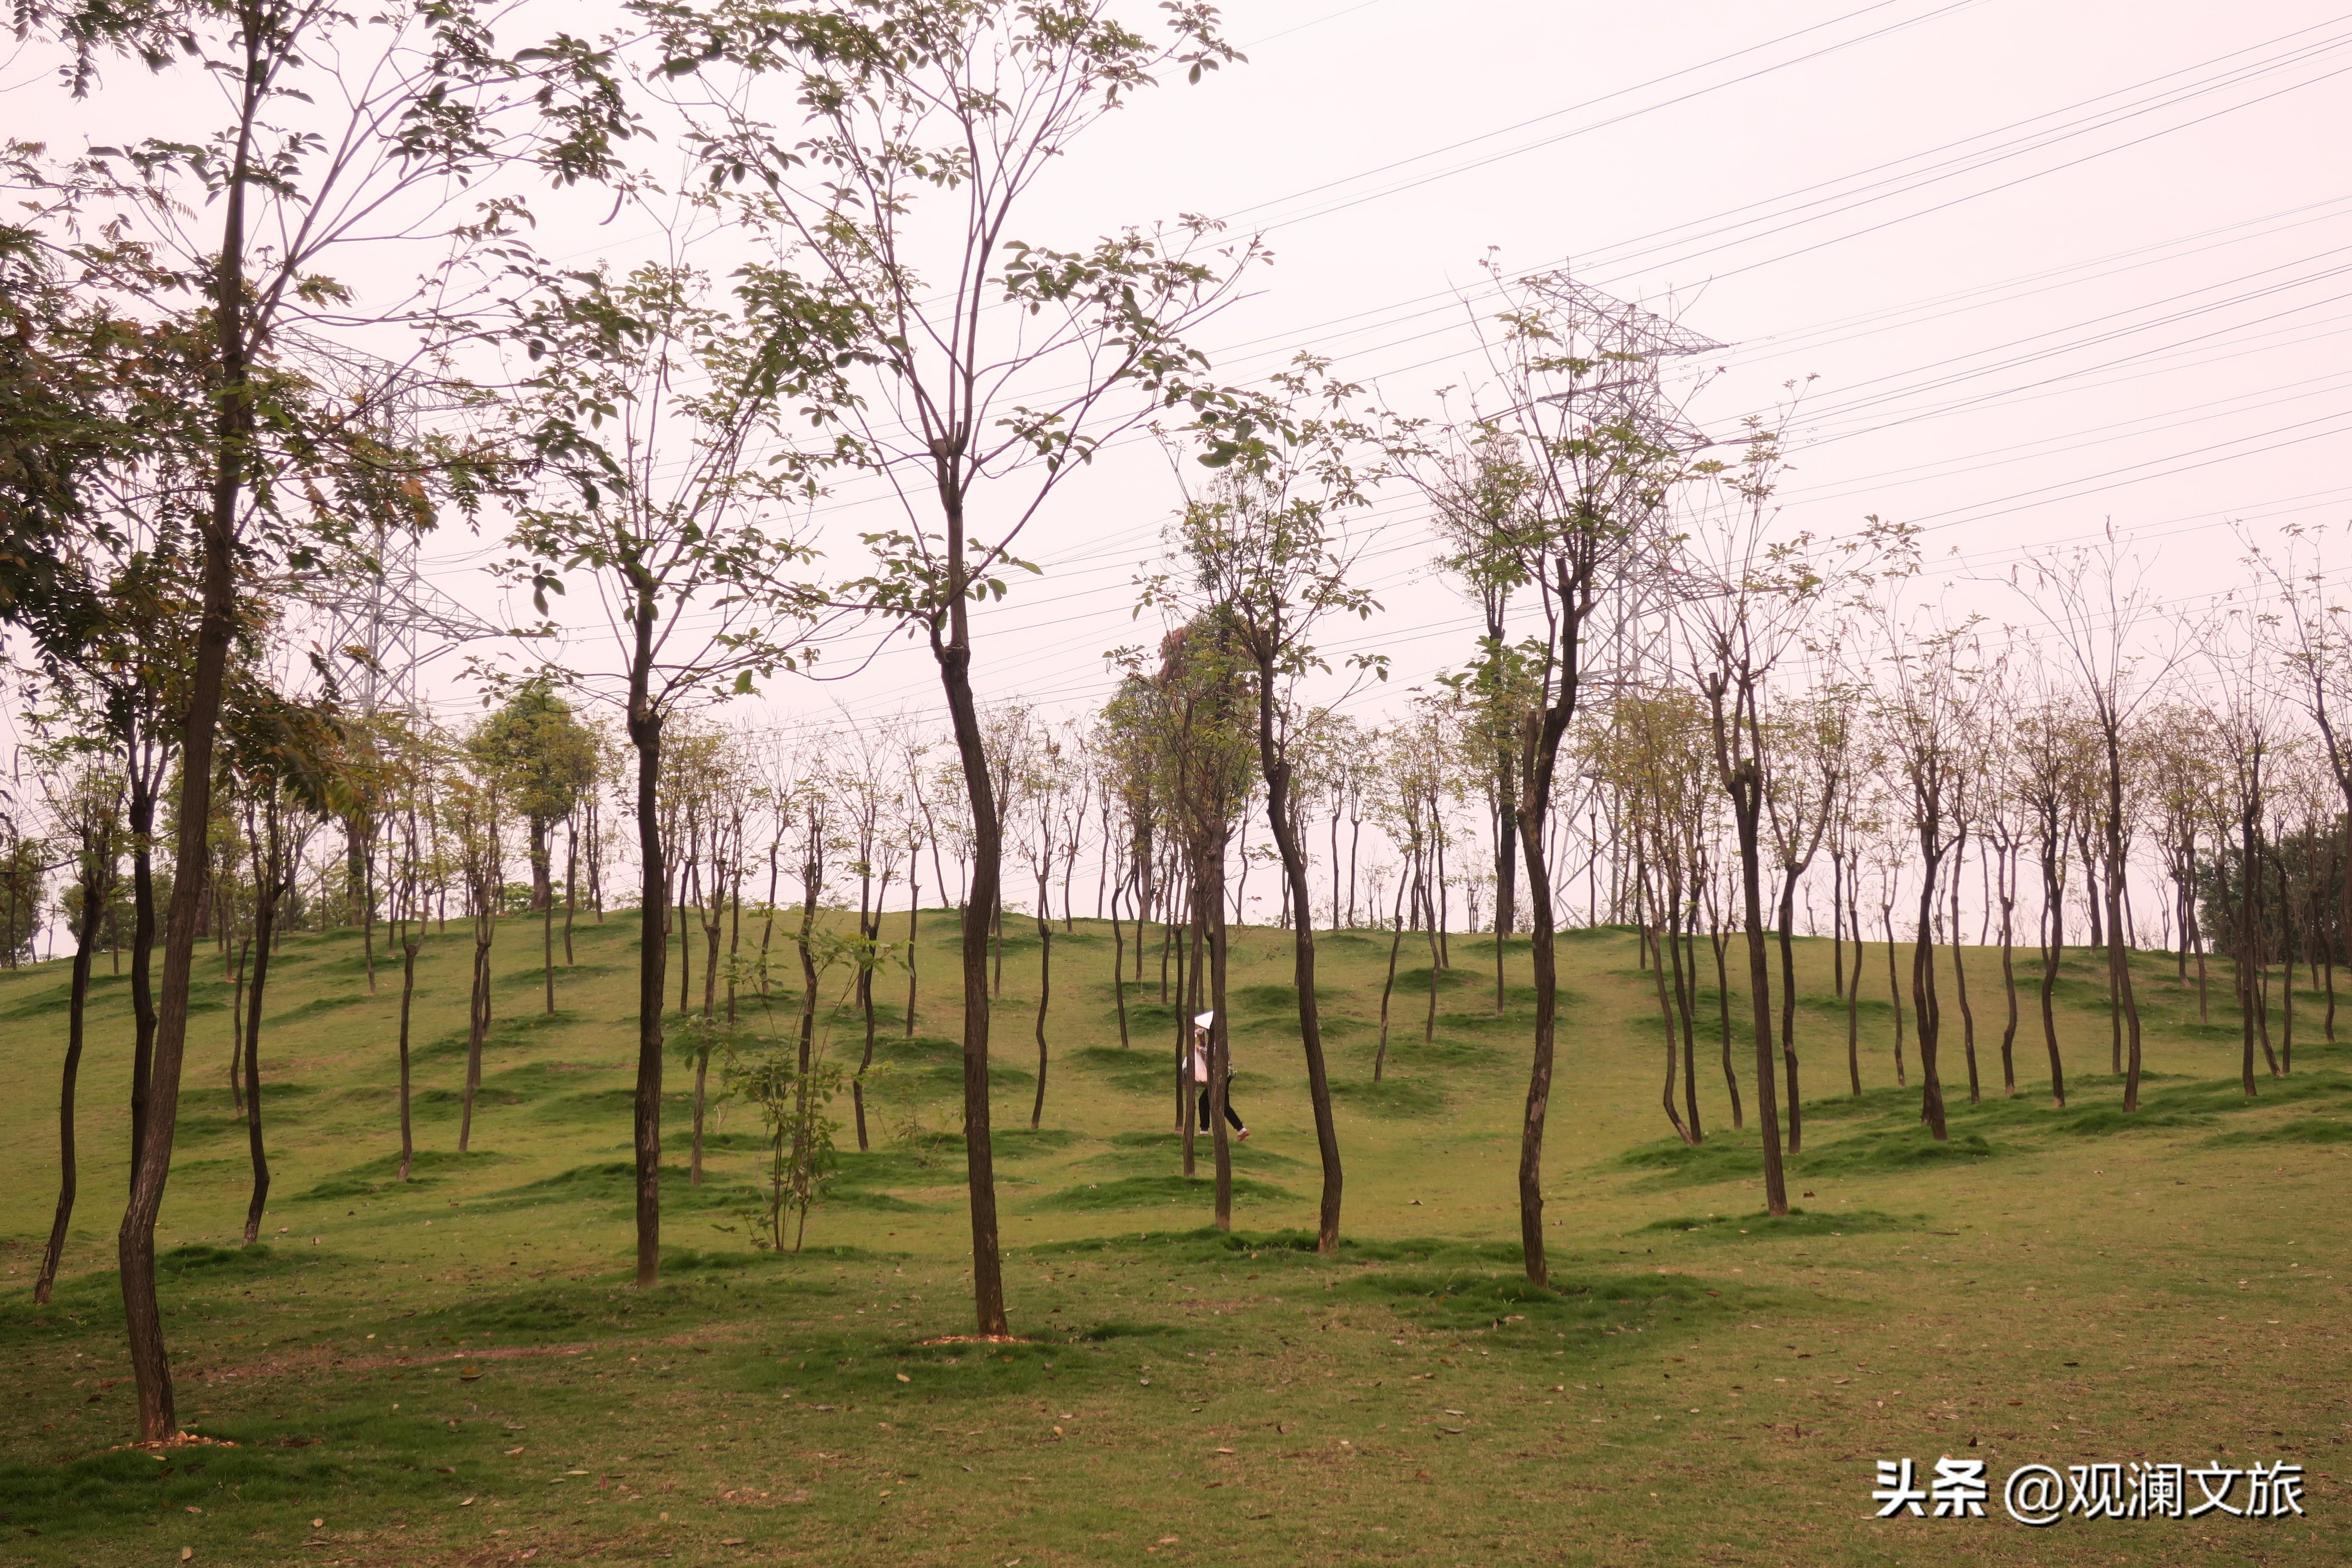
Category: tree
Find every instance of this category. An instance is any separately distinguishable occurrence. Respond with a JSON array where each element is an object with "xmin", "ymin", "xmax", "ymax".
[
  {"xmin": 444, "ymin": 743, "xmax": 505, "ymax": 1153},
  {"xmin": 1401, "ymin": 418, "xmax": 1544, "ymax": 1004},
  {"xmin": 1760, "ymin": 686, "xmax": 1848, "ymax": 1146},
  {"xmin": 1680, "ymin": 404, "xmax": 1862, "ymax": 1195},
  {"xmin": 2012, "ymin": 690, "xmax": 2094, "ymax": 1107},
  {"xmin": 472, "ymin": 678, "xmax": 600, "ymax": 1014},
  {"xmin": 34, "ymin": 746, "xmax": 121, "ymax": 1302},
  {"xmin": 1594, "ymin": 691, "xmax": 1715, "ymax": 1145},
  {"xmin": 1149, "ymin": 621, "xmax": 1255, "ymax": 1230},
  {"xmin": 1147, "ymin": 365, "xmax": 1381, "ymax": 1254},
  {"xmin": 500, "ymin": 246, "xmax": 849, "ymax": 1289},
  {"xmin": 1873, "ymin": 614, "xmax": 1988, "ymax": 1142},
  {"xmin": 2020, "ymin": 542, "xmax": 2178, "ymax": 1111},
  {"xmin": 14, "ymin": 0, "xmax": 626, "ymax": 1439},
  {"xmin": 658, "ymin": 0, "xmax": 1261, "ymax": 1334},
  {"xmin": 1448, "ymin": 270, "xmax": 1700, "ymax": 1286}
]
